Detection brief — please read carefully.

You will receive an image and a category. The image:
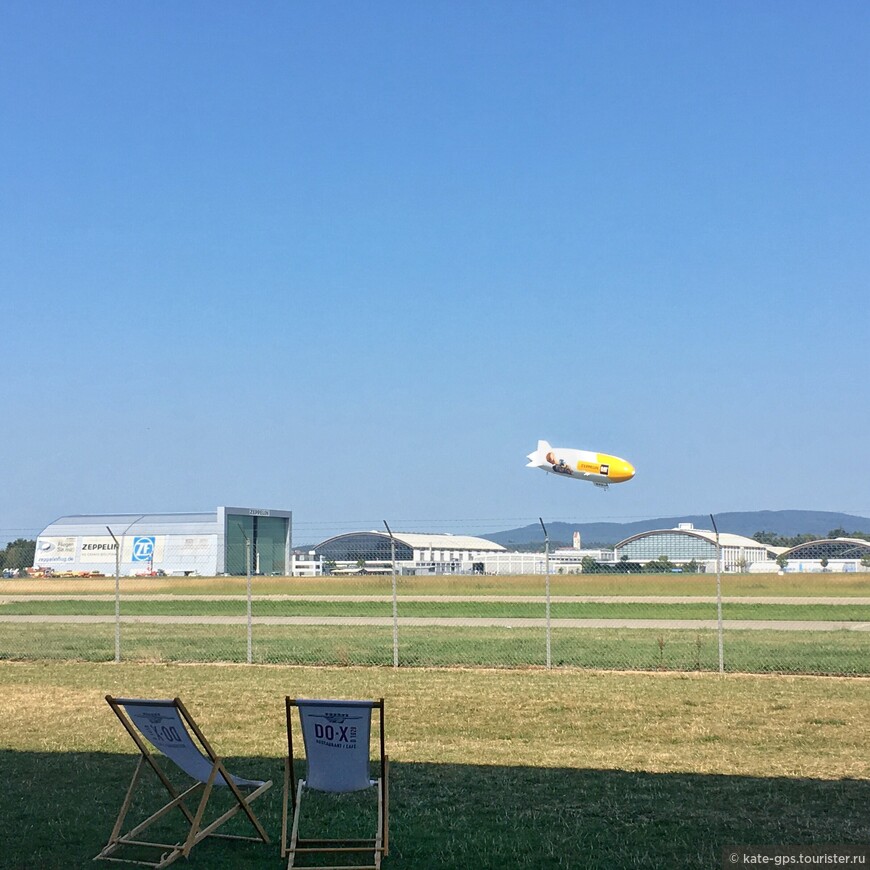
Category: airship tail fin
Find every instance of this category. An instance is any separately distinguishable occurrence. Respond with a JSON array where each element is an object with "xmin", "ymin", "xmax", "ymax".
[{"xmin": 526, "ymin": 440, "xmax": 552, "ymax": 466}]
